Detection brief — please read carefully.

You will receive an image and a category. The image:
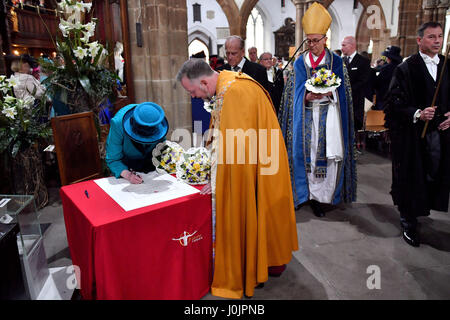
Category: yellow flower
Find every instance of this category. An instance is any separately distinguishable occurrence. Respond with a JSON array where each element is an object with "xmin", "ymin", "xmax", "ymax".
[{"xmin": 193, "ymin": 163, "xmax": 200, "ymax": 170}]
